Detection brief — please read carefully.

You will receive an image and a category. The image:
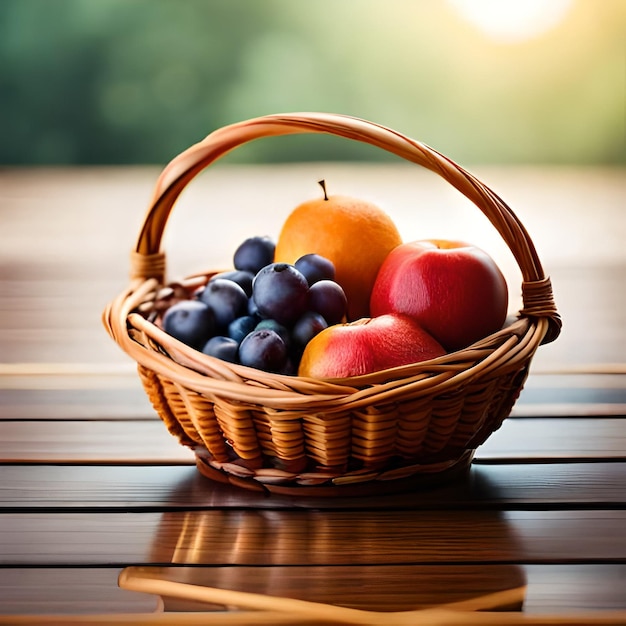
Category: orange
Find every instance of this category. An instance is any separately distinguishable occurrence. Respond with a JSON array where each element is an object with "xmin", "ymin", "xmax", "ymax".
[{"xmin": 275, "ymin": 182, "xmax": 403, "ymax": 320}]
